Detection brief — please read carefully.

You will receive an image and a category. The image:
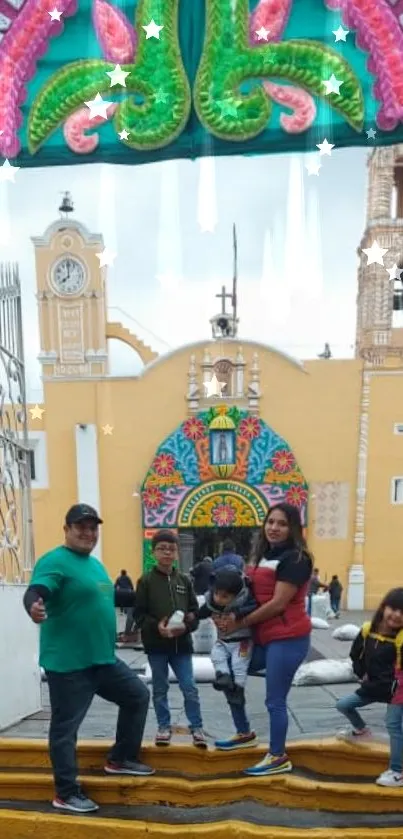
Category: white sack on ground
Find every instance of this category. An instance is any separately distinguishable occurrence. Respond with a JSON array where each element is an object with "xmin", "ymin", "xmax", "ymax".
[
  {"xmin": 293, "ymin": 658, "xmax": 356, "ymax": 686},
  {"xmin": 143, "ymin": 656, "xmax": 215, "ymax": 683},
  {"xmin": 311, "ymin": 593, "xmax": 331, "ymax": 621},
  {"xmin": 193, "ymin": 595, "xmax": 217, "ymax": 654},
  {"xmin": 332, "ymin": 624, "xmax": 360, "ymax": 641},
  {"xmin": 311, "ymin": 617, "xmax": 330, "ymax": 629}
]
